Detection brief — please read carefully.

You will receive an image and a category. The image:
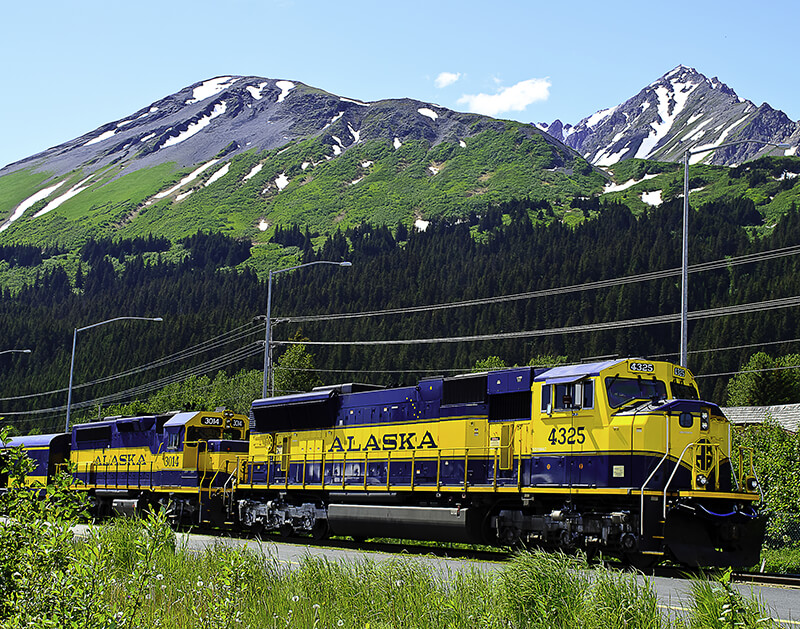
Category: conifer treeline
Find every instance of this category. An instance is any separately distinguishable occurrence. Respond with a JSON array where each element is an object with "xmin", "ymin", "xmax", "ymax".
[{"xmin": 2, "ymin": 197, "xmax": 800, "ymax": 432}]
